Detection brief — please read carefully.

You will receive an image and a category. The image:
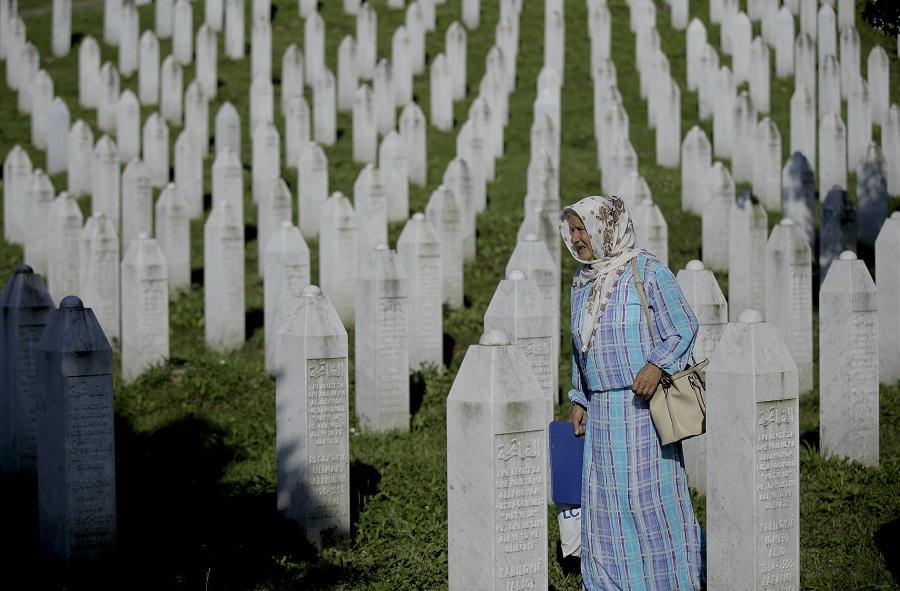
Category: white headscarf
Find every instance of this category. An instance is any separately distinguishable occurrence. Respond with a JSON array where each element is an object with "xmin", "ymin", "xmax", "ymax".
[{"xmin": 559, "ymin": 195, "xmax": 639, "ymax": 353}]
